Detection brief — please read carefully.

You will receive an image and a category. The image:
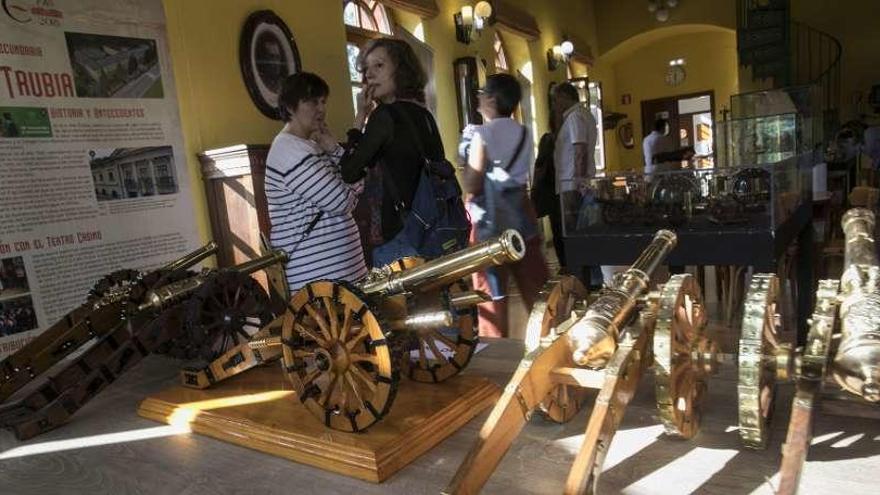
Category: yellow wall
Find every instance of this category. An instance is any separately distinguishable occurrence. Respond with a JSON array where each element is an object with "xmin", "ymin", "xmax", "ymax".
[
  {"xmin": 594, "ymin": 0, "xmax": 736, "ymax": 55},
  {"xmin": 163, "ymin": 0, "xmax": 351, "ymax": 243},
  {"xmin": 162, "ymin": 0, "xmax": 605, "ymax": 243},
  {"xmin": 600, "ymin": 28, "xmax": 739, "ymax": 171},
  {"xmin": 593, "ymin": 0, "xmax": 880, "ymax": 123}
]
